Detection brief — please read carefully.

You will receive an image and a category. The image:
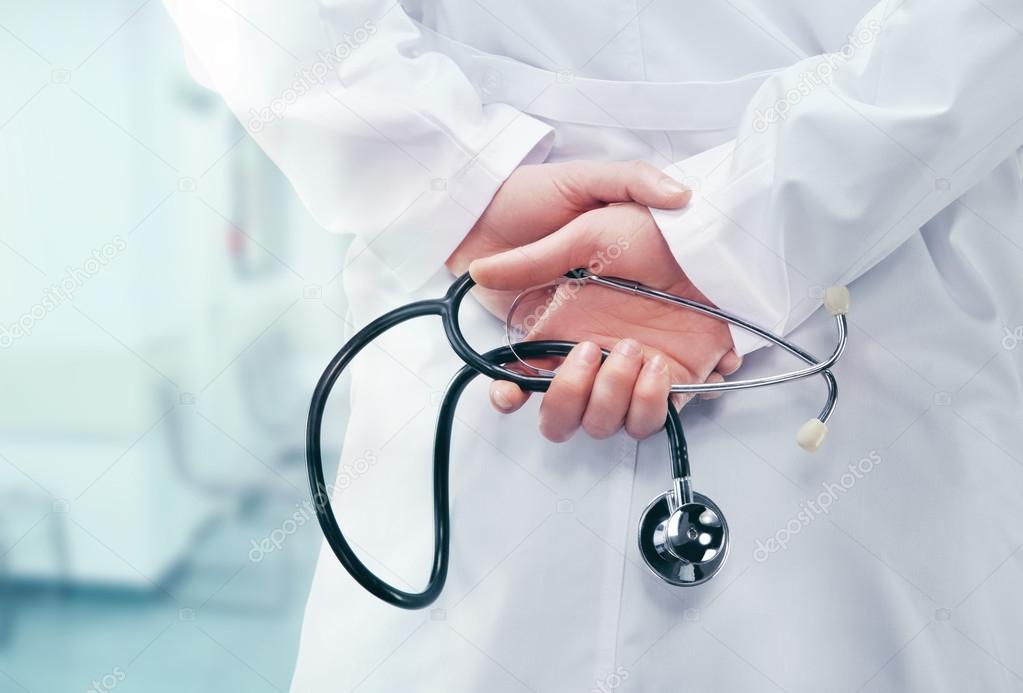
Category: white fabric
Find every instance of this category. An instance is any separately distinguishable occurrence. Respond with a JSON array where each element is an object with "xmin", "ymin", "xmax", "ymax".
[
  {"xmin": 651, "ymin": 0, "xmax": 1023, "ymax": 354},
  {"xmin": 163, "ymin": 0, "xmax": 555, "ymax": 289},
  {"xmin": 164, "ymin": 1, "xmax": 1023, "ymax": 692}
]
